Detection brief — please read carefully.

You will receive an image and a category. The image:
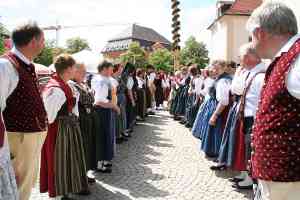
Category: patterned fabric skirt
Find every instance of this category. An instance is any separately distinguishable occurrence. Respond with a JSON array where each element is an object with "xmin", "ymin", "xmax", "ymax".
[
  {"xmin": 175, "ymin": 86, "xmax": 189, "ymax": 116},
  {"xmin": 95, "ymin": 107, "xmax": 115, "ymax": 161},
  {"xmin": 191, "ymin": 96, "xmax": 212, "ymax": 139},
  {"xmin": 55, "ymin": 115, "xmax": 88, "ymax": 196},
  {"xmin": 170, "ymin": 88, "xmax": 179, "ymax": 115},
  {"xmin": 79, "ymin": 110, "xmax": 98, "ymax": 170},
  {"xmin": 200, "ymin": 99, "xmax": 223, "ymax": 157},
  {"xmin": 216, "ymin": 101, "xmax": 240, "ymax": 166},
  {"xmin": 0, "ymin": 139, "xmax": 18, "ymax": 200}
]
